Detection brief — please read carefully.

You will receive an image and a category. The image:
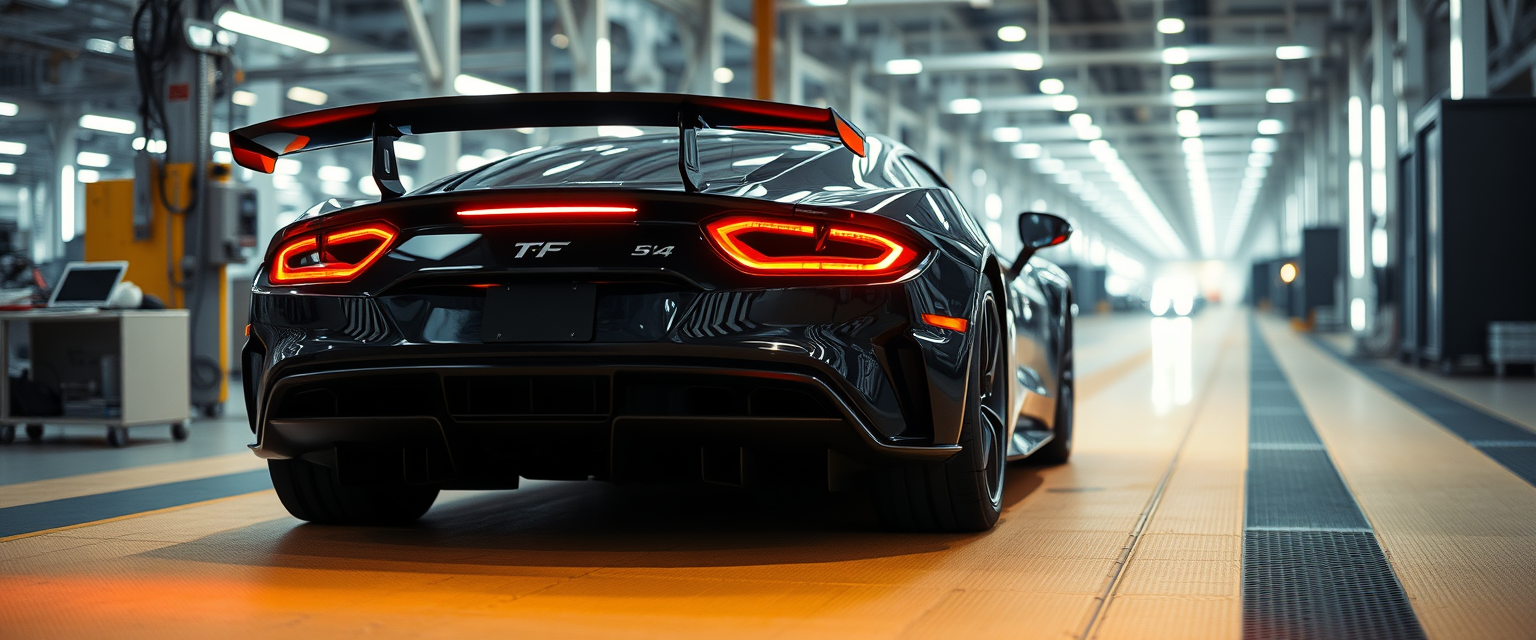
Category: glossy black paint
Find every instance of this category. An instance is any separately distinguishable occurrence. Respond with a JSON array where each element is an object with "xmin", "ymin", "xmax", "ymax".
[{"xmin": 242, "ymin": 131, "xmax": 1072, "ymax": 487}]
